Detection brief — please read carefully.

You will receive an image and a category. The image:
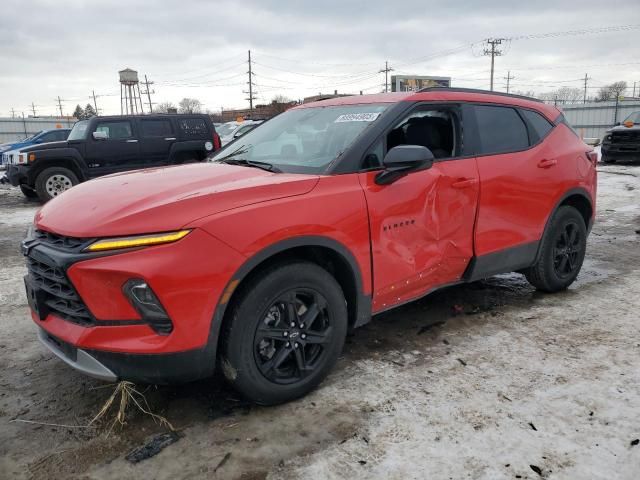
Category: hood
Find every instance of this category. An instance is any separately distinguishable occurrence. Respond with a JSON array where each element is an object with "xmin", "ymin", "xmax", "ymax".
[
  {"xmin": 22, "ymin": 140, "xmax": 68, "ymax": 152},
  {"xmin": 36, "ymin": 163, "xmax": 319, "ymax": 238}
]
